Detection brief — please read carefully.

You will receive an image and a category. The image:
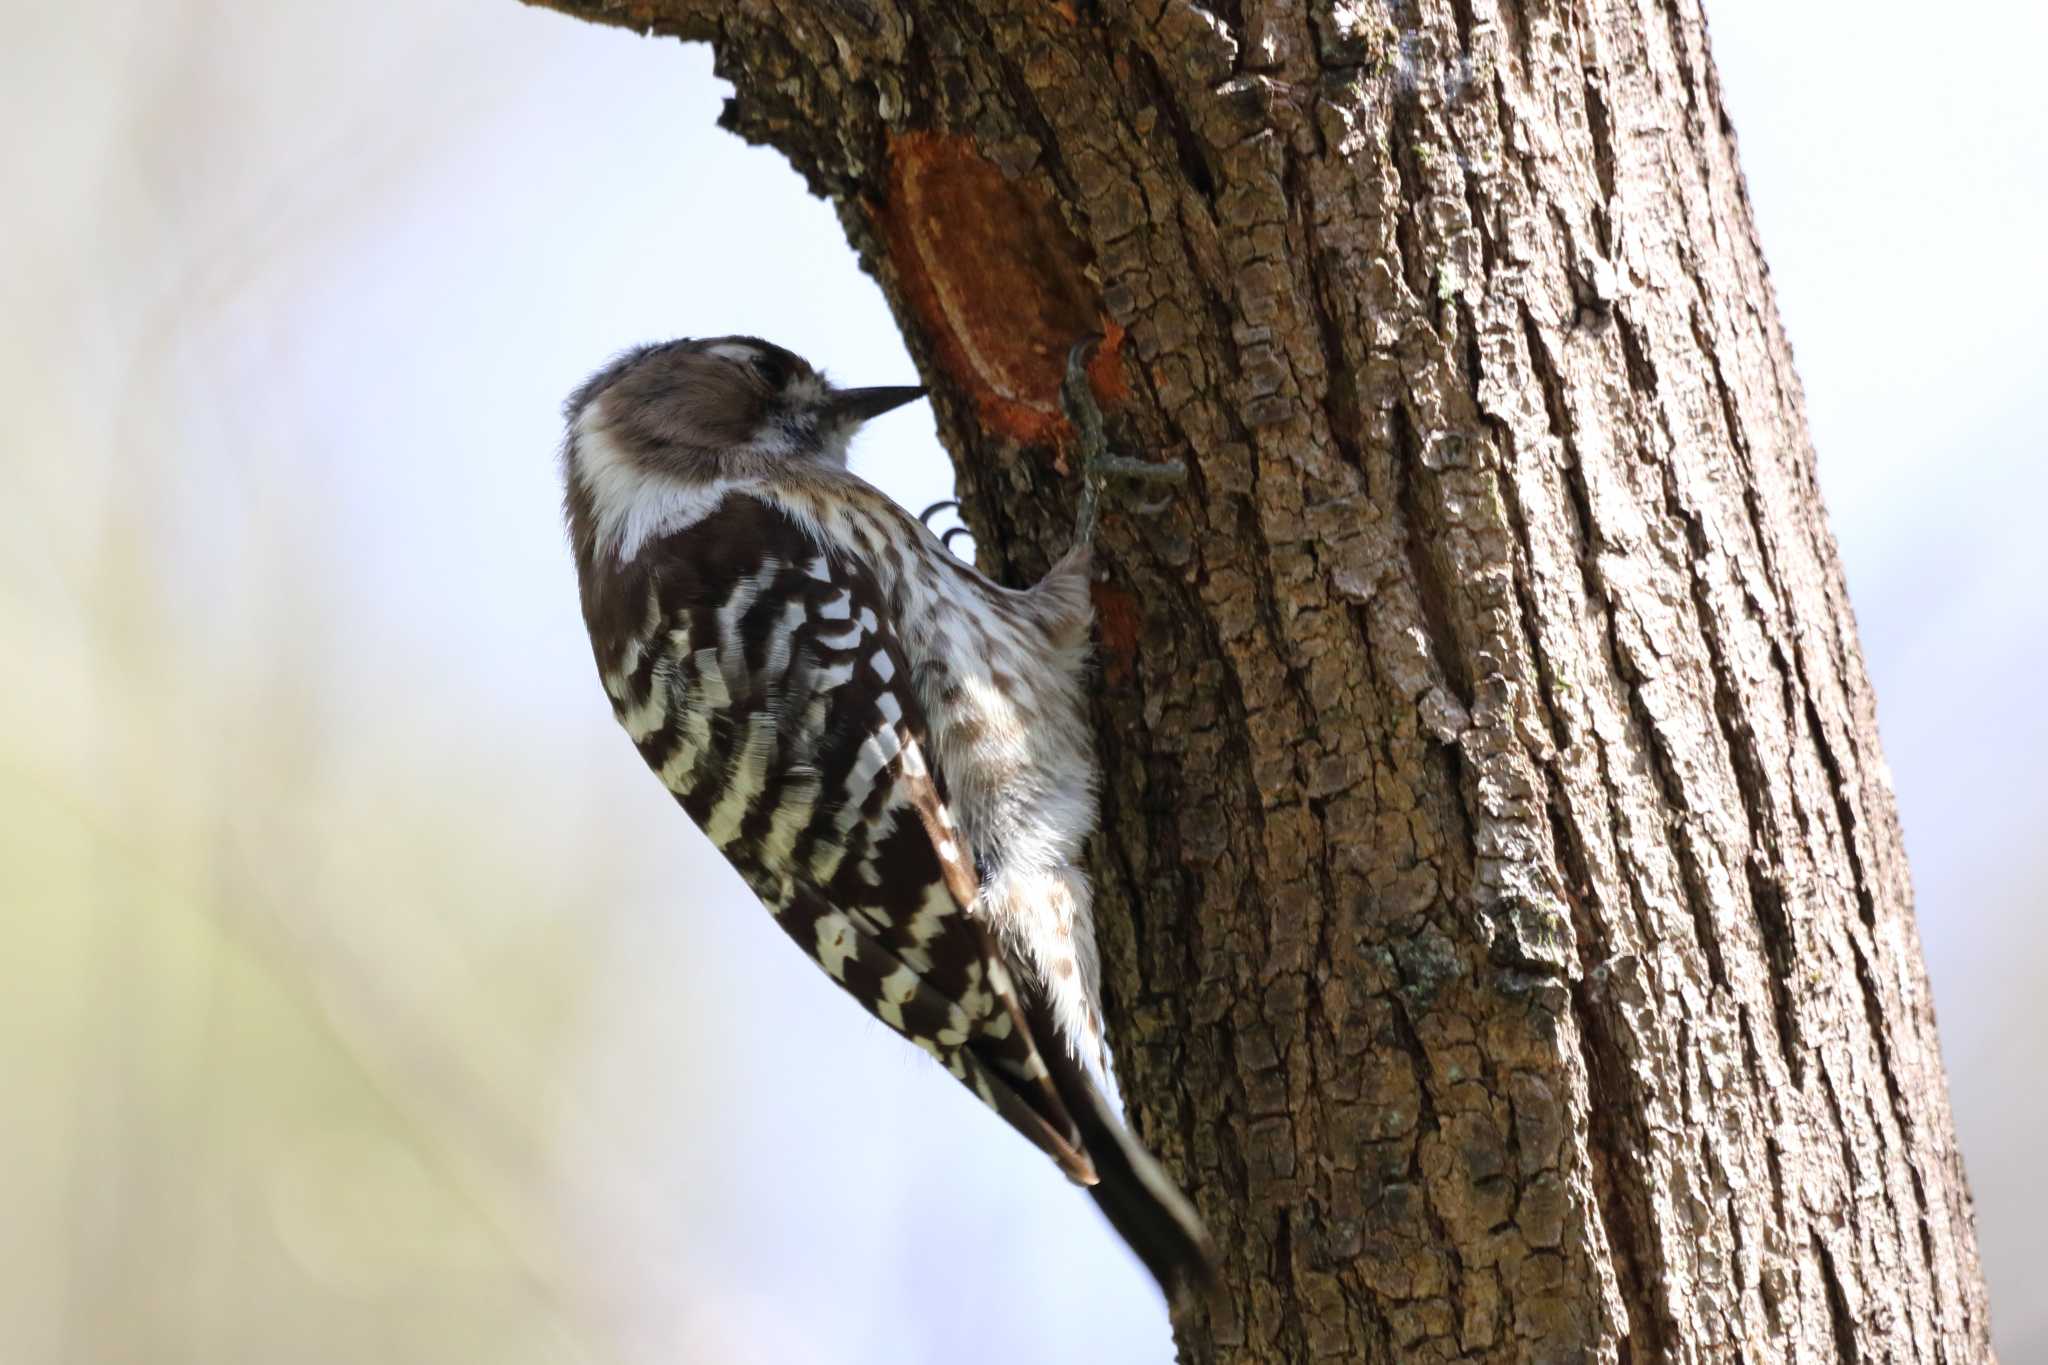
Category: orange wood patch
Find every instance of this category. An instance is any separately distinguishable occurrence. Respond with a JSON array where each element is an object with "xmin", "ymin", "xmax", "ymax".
[
  {"xmin": 1090, "ymin": 581, "xmax": 1141, "ymax": 684},
  {"xmin": 876, "ymin": 131, "xmax": 1125, "ymax": 450}
]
